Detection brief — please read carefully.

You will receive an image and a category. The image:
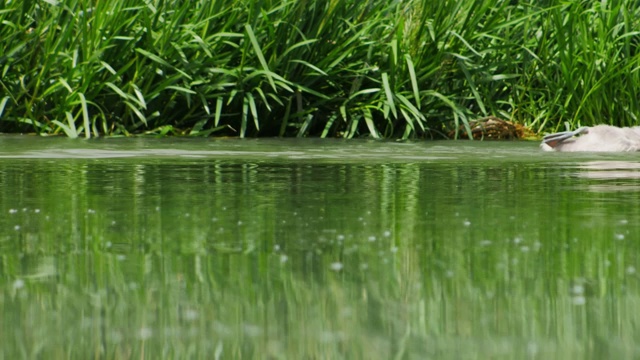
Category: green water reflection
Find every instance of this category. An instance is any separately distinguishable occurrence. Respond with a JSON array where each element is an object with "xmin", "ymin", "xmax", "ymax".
[{"xmin": 1, "ymin": 138, "xmax": 640, "ymax": 359}]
